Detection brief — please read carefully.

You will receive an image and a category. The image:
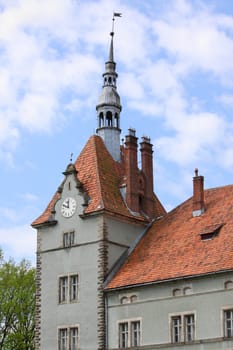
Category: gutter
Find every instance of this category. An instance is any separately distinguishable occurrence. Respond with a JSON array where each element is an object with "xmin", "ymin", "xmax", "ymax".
[{"xmin": 105, "ymin": 268, "xmax": 233, "ymax": 292}]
